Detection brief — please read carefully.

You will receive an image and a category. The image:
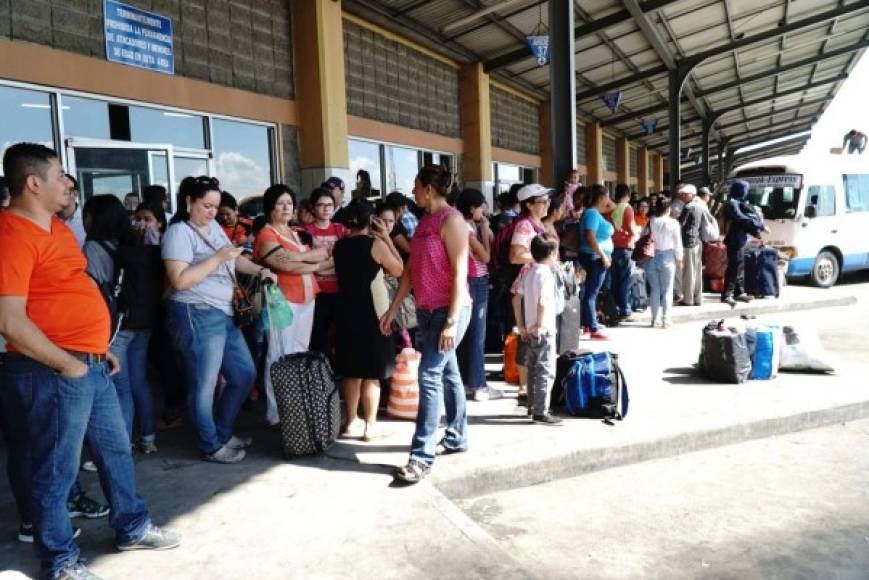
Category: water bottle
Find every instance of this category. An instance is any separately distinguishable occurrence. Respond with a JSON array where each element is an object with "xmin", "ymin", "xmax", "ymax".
[{"xmin": 265, "ymin": 281, "xmax": 293, "ymax": 330}]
